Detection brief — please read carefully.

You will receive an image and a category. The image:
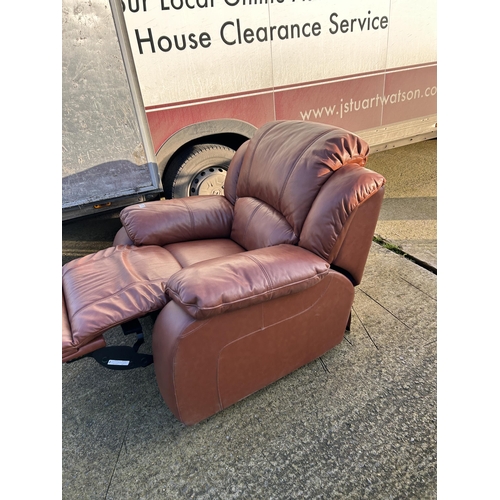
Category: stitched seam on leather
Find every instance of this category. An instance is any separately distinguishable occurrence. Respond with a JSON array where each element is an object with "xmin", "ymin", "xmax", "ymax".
[
  {"xmin": 171, "ymin": 335, "xmax": 182, "ymax": 422},
  {"xmin": 330, "ymin": 184, "xmax": 385, "ymax": 261},
  {"xmin": 240, "ymin": 201, "xmax": 262, "ymax": 245},
  {"xmin": 215, "ymin": 303, "xmax": 265, "ymax": 411},
  {"xmin": 215, "ymin": 274, "xmax": 341, "ymax": 405},
  {"xmin": 62, "ymin": 295, "xmax": 77, "ymax": 348},
  {"xmin": 120, "ymin": 214, "xmax": 134, "ymax": 243},
  {"xmin": 172, "ymin": 318, "xmax": 224, "ymax": 421},
  {"xmin": 70, "ymin": 309, "xmax": 165, "ymax": 349},
  {"xmin": 329, "ymin": 206, "xmax": 357, "ymax": 262},
  {"xmin": 169, "ymin": 269, "xmax": 329, "ymax": 315},
  {"xmin": 169, "ymin": 317, "xmax": 204, "ymax": 424},
  {"xmin": 68, "ymin": 287, "xmax": 170, "ymax": 349},
  {"xmin": 353, "ymin": 179, "xmax": 385, "ymax": 207},
  {"xmin": 246, "ymin": 254, "xmax": 273, "ymax": 290},
  {"xmin": 278, "ymin": 129, "xmax": 334, "ymax": 204},
  {"xmin": 171, "ymin": 326, "xmax": 188, "ymax": 423},
  {"xmin": 70, "ymin": 311, "xmax": 152, "ymax": 349},
  {"xmin": 122, "ymin": 248, "xmax": 149, "ymax": 283},
  {"xmin": 337, "ymin": 182, "xmax": 384, "ymax": 236},
  {"xmin": 242, "ymin": 121, "xmax": 282, "ymax": 192},
  {"xmin": 180, "ymin": 198, "xmax": 195, "ymax": 232},
  {"xmin": 68, "ymin": 278, "xmax": 169, "ymax": 321},
  {"xmin": 218, "ymin": 274, "xmax": 334, "ymax": 347},
  {"xmin": 62, "ymin": 246, "xmax": 121, "ymax": 276}
]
